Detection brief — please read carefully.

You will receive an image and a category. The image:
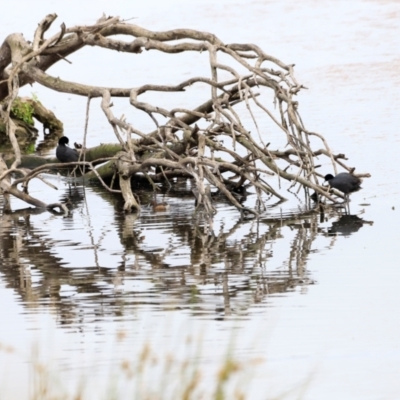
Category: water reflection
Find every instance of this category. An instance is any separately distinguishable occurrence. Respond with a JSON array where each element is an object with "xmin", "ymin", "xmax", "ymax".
[
  {"xmin": 0, "ymin": 182, "xmax": 372, "ymax": 328},
  {"xmin": 327, "ymin": 214, "xmax": 373, "ymax": 237}
]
